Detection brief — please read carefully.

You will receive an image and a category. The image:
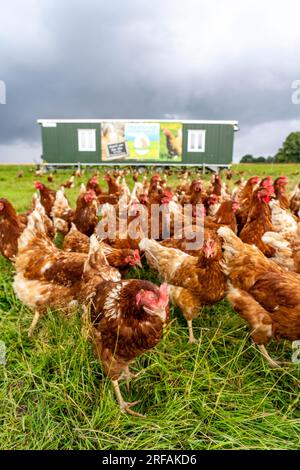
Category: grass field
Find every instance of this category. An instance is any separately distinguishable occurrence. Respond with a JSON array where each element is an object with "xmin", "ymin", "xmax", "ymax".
[{"xmin": 0, "ymin": 164, "xmax": 300, "ymax": 450}]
